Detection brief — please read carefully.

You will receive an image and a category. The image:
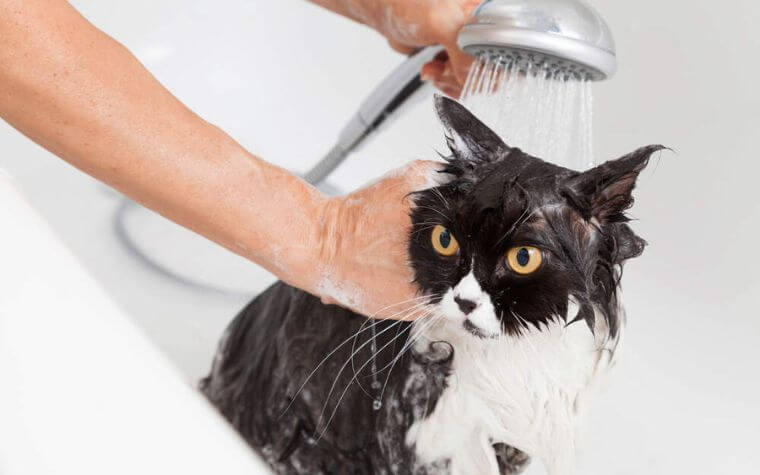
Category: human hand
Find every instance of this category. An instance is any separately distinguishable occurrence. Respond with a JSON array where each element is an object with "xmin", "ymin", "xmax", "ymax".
[
  {"xmin": 312, "ymin": 160, "xmax": 443, "ymax": 320},
  {"xmin": 355, "ymin": 0, "xmax": 481, "ymax": 97}
]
